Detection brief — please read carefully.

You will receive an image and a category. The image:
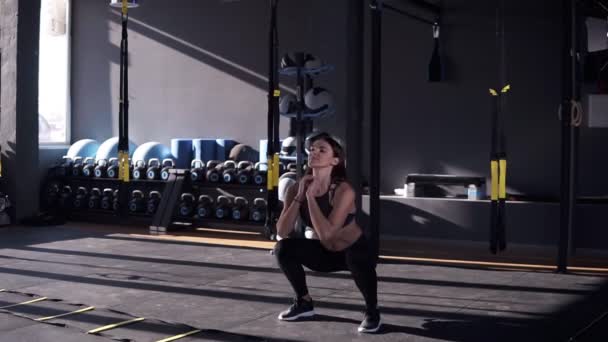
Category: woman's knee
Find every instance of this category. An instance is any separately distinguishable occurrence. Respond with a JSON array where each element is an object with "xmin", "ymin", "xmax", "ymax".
[{"xmin": 274, "ymin": 238, "xmax": 298, "ymax": 261}]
